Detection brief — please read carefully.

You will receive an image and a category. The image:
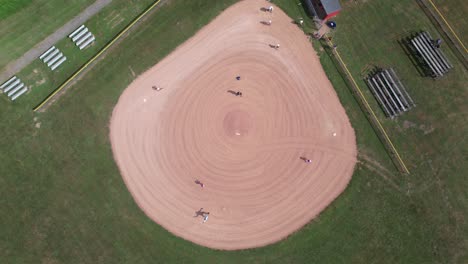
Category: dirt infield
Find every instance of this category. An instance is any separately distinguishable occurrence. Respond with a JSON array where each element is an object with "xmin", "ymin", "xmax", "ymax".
[{"xmin": 109, "ymin": 0, "xmax": 357, "ymax": 250}]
